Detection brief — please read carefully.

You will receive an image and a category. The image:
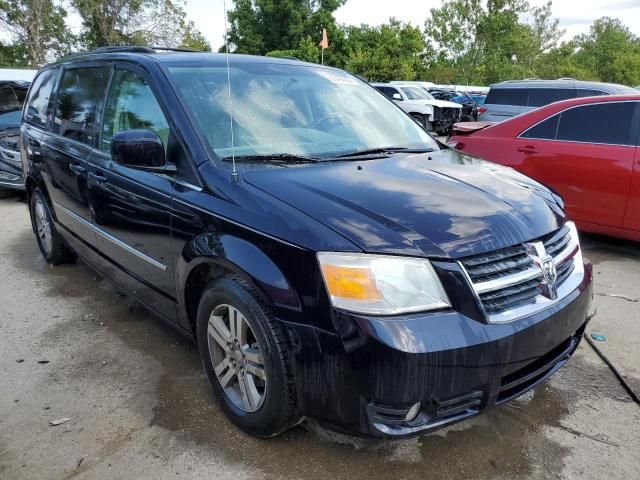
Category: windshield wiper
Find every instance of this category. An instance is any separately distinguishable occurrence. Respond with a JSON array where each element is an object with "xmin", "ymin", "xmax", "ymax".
[
  {"xmin": 221, "ymin": 153, "xmax": 320, "ymax": 164},
  {"xmin": 332, "ymin": 146, "xmax": 435, "ymax": 159}
]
